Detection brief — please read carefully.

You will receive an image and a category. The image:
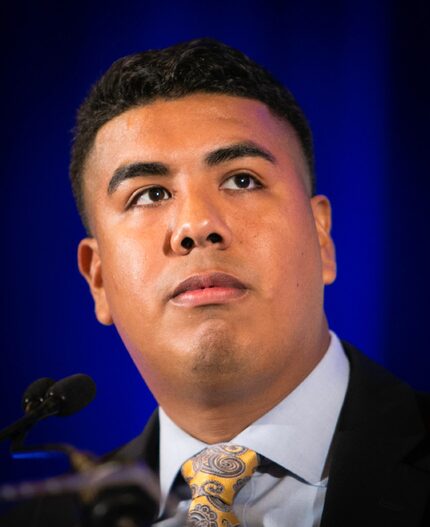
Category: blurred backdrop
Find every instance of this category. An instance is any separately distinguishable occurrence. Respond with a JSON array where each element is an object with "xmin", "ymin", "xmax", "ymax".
[{"xmin": 1, "ymin": 0, "xmax": 429, "ymax": 484}]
